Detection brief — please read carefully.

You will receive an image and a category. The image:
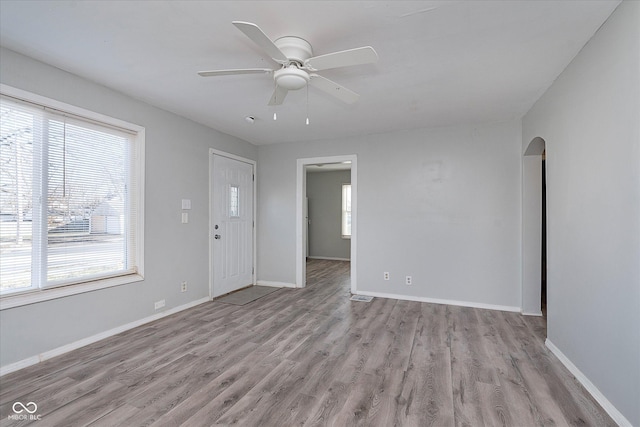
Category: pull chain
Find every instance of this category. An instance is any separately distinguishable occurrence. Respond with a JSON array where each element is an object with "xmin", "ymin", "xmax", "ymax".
[{"xmin": 306, "ymin": 85, "xmax": 310, "ymax": 125}]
